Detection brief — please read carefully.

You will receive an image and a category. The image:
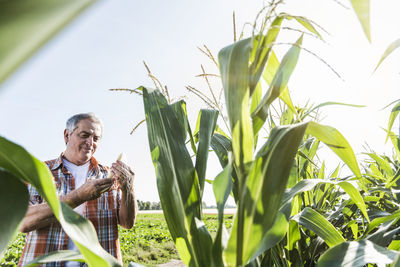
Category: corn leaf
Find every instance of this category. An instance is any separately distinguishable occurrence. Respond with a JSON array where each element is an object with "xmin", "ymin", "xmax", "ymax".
[
  {"xmin": 262, "ymin": 50, "xmax": 298, "ymax": 120},
  {"xmin": 292, "ymin": 207, "xmax": 345, "ymax": 247},
  {"xmin": 306, "ymin": 121, "xmax": 361, "ymax": 178},
  {"xmin": 293, "ymin": 16, "xmax": 322, "ymax": 39},
  {"xmin": 283, "ymin": 179, "xmax": 369, "ymax": 222},
  {"xmin": 252, "ymin": 35, "xmax": 303, "ymax": 136},
  {"xmin": 0, "ymin": 136, "xmax": 119, "ymax": 266},
  {"xmin": 349, "ymin": 0, "xmax": 371, "ymax": 42},
  {"xmin": 0, "ymin": 0, "xmax": 96, "ymax": 84},
  {"xmin": 249, "ymin": 210, "xmax": 290, "ymax": 262},
  {"xmin": 249, "ymin": 15, "xmax": 284, "ymax": 95},
  {"xmin": 224, "ymin": 122, "xmax": 308, "ymax": 266},
  {"xmin": 393, "ymin": 255, "xmax": 400, "ymax": 267},
  {"xmin": 195, "ymin": 110, "xmax": 219, "ymax": 198},
  {"xmin": 387, "ymin": 130, "xmax": 400, "ymax": 163},
  {"xmin": 210, "ymin": 134, "xmax": 239, "ymax": 202},
  {"xmin": 365, "ymin": 153, "xmax": 393, "ymax": 177},
  {"xmin": 318, "ymin": 240, "xmax": 399, "ymax": 266},
  {"xmin": 389, "ymin": 240, "xmax": 400, "ymax": 251},
  {"xmin": 367, "ymin": 221, "xmax": 400, "ymax": 247},
  {"xmin": 25, "ymin": 250, "xmax": 84, "ymax": 267},
  {"xmin": 386, "ymin": 102, "xmax": 400, "ymax": 142},
  {"xmin": 280, "ymin": 12, "xmax": 323, "ymax": 39},
  {"xmin": 212, "ymin": 161, "xmax": 232, "ymax": 266},
  {"xmin": 0, "ymin": 169, "xmax": 28, "ymax": 257},
  {"xmin": 142, "ymin": 87, "xmax": 212, "ymax": 266},
  {"xmin": 366, "ymin": 210, "xmax": 400, "ymax": 236},
  {"xmin": 374, "ymin": 39, "xmax": 400, "ymax": 72},
  {"xmin": 218, "ymin": 38, "xmax": 254, "ymax": 174},
  {"xmin": 302, "ymin": 102, "xmax": 365, "ymax": 119}
]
